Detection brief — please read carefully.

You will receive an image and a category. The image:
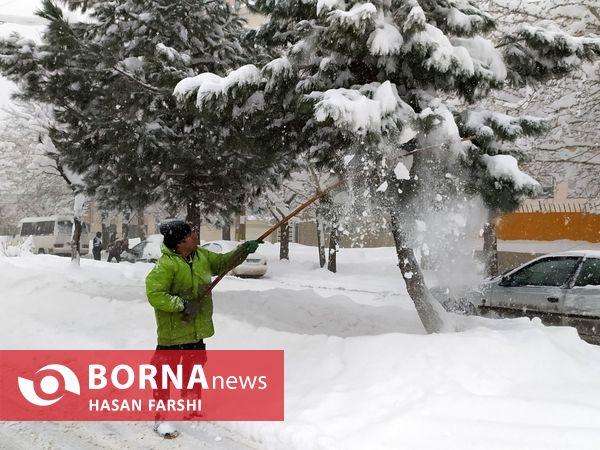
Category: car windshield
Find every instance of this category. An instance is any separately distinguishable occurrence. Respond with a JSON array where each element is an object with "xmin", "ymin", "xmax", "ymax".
[
  {"xmin": 130, "ymin": 242, "xmax": 146, "ymax": 255},
  {"xmin": 508, "ymin": 257, "xmax": 580, "ymax": 287},
  {"xmin": 575, "ymin": 258, "xmax": 600, "ymax": 287}
]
